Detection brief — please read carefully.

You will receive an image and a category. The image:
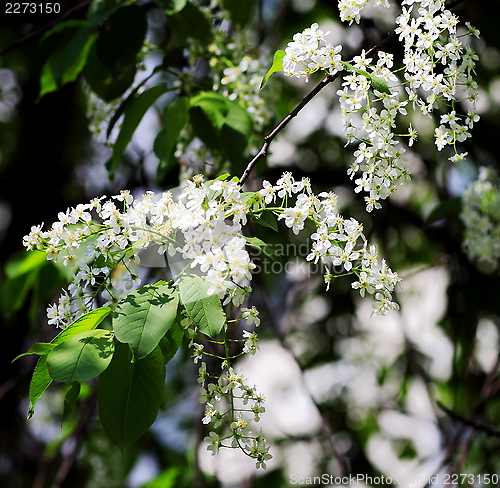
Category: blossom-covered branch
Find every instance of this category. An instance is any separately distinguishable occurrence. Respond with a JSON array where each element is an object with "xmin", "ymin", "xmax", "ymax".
[{"xmin": 243, "ymin": 0, "xmax": 480, "ymax": 214}]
